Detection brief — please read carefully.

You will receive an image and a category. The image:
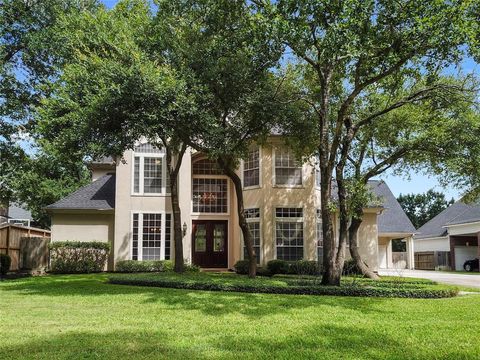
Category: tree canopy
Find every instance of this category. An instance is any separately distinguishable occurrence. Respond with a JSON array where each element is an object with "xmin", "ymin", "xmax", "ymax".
[{"xmin": 398, "ymin": 190, "xmax": 455, "ymax": 229}]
